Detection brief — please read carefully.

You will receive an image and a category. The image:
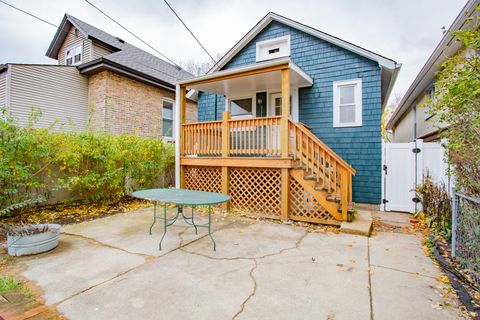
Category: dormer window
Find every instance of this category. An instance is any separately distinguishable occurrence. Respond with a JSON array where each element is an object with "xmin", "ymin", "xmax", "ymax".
[
  {"xmin": 65, "ymin": 43, "xmax": 83, "ymax": 66},
  {"xmin": 256, "ymin": 35, "xmax": 291, "ymax": 62}
]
